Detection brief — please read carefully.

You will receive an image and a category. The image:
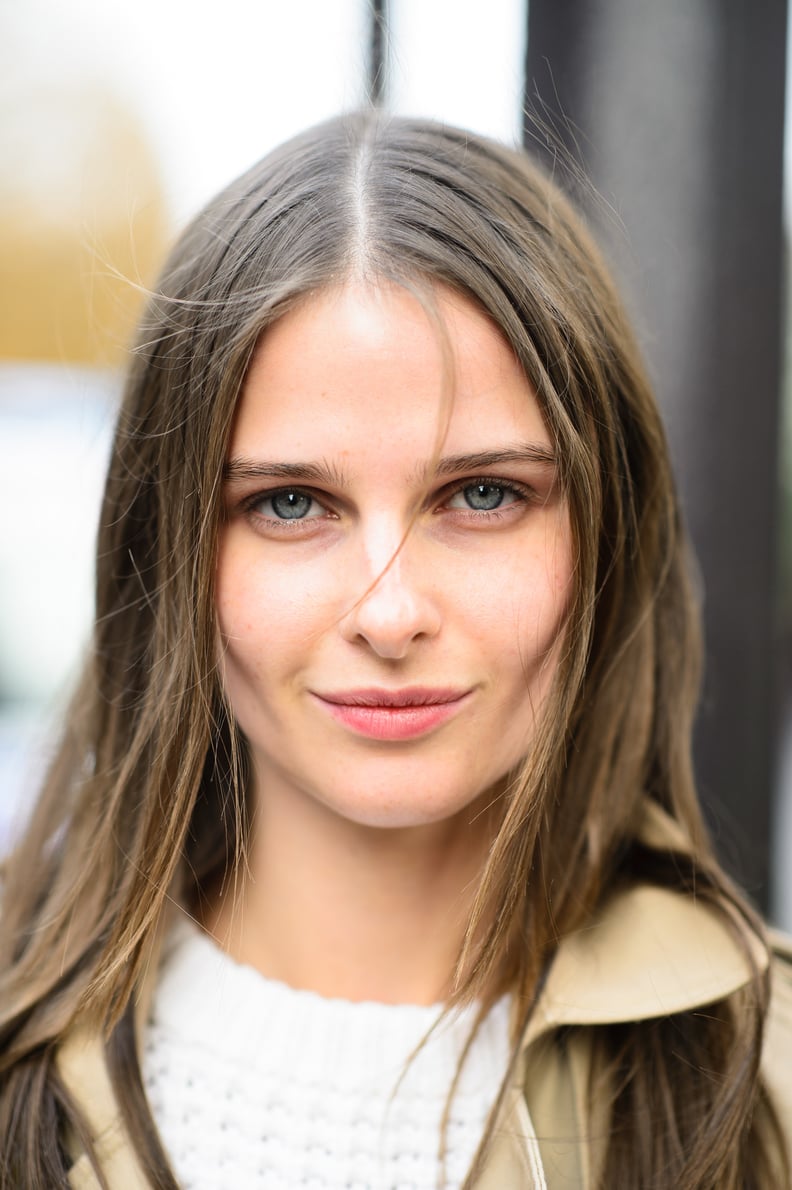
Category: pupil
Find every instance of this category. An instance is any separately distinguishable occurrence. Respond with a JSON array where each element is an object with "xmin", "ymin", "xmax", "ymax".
[
  {"xmin": 466, "ymin": 483, "xmax": 503, "ymax": 511},
  {"xmin": 272, "ymin": 490, "xmax": 311, "ymax": 519}
]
